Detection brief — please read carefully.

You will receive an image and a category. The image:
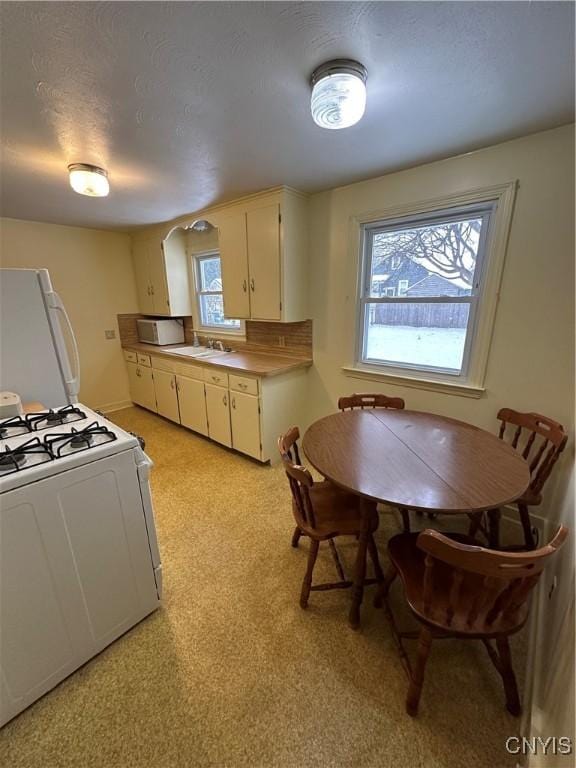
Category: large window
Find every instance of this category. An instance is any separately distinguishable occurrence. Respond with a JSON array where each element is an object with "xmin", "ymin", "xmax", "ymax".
[
  {"xmin": 194, "ymin": 252, "xmax": 242, "ymax": 332},
  {"xmin": 358, "ymin": 202, "xmax": 495, "ymax": 380}
]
